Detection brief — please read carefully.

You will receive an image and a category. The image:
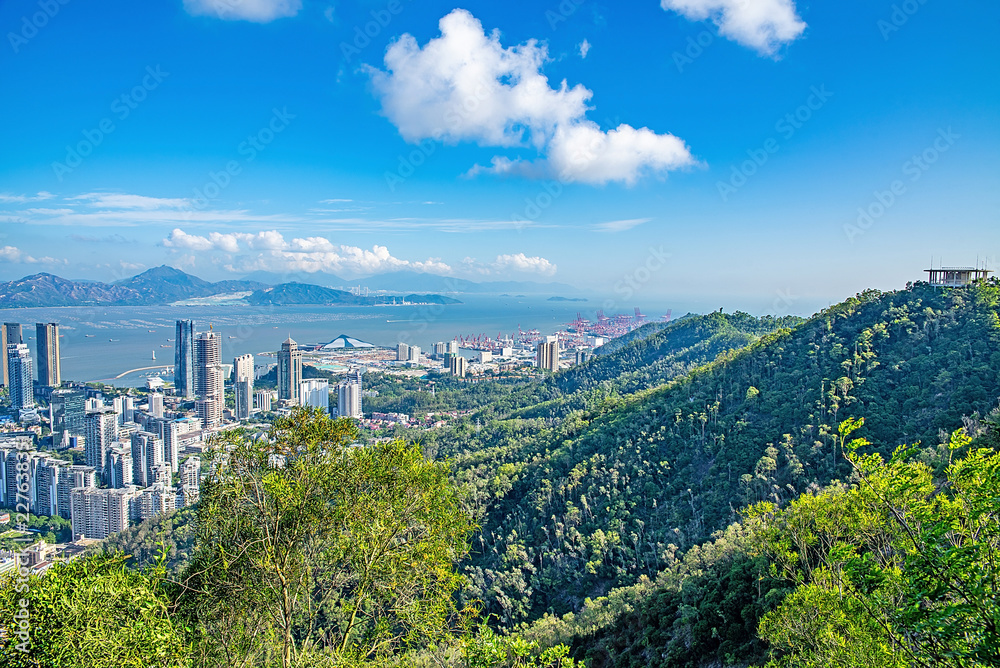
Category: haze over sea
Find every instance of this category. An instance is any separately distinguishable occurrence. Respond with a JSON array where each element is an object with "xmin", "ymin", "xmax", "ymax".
[{"xmin": 3, "ymin": 294, "xmax": 677, "ymax": 387}]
